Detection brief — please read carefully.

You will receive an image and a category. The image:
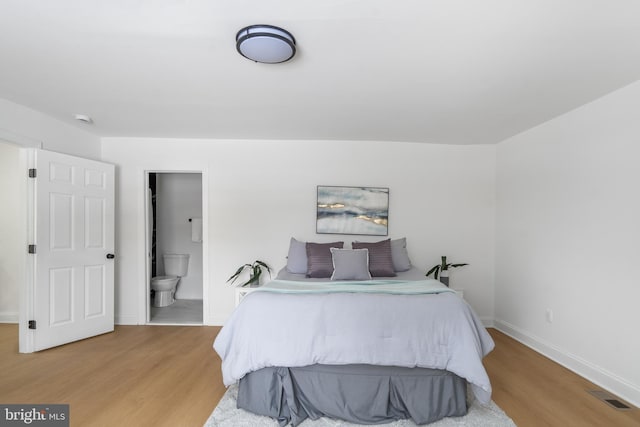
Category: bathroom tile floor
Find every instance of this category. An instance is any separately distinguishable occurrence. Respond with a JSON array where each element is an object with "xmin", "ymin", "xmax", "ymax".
[{"xmin": 149, "ymin": 299, "xmax": 203, "ymax": 324}]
